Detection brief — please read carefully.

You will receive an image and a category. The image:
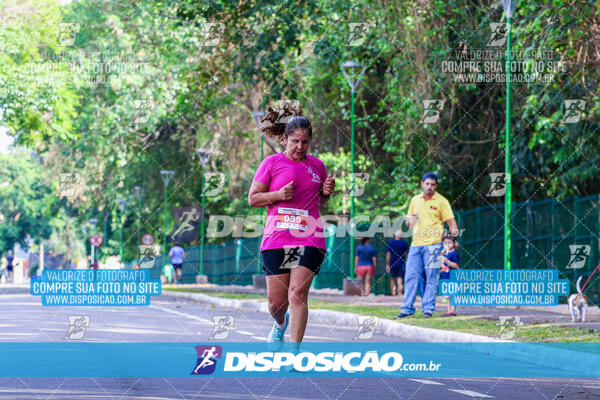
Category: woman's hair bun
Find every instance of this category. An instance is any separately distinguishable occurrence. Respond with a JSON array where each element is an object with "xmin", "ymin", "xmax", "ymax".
[{"xmin": 259, "ymin": 101, "xmax": 303, "ymax": 139}]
